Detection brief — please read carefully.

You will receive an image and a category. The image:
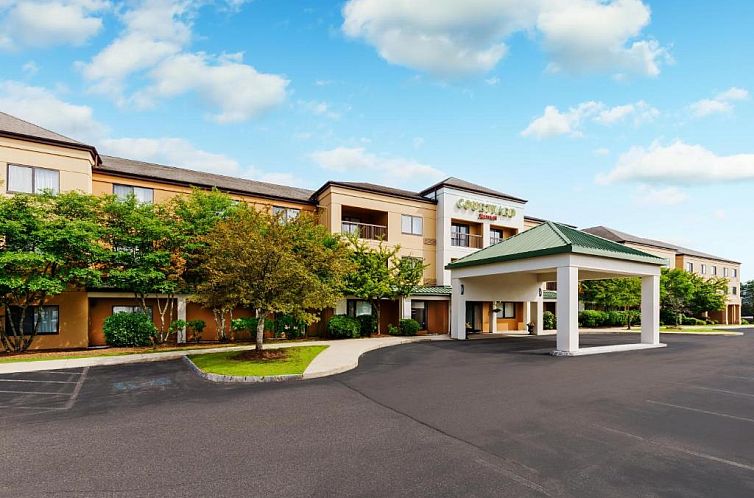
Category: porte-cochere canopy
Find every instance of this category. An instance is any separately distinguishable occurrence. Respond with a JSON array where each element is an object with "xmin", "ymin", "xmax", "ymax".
[{"xmin": 446, "ymin": 222, "xmax": 668, "ymax": 356}]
